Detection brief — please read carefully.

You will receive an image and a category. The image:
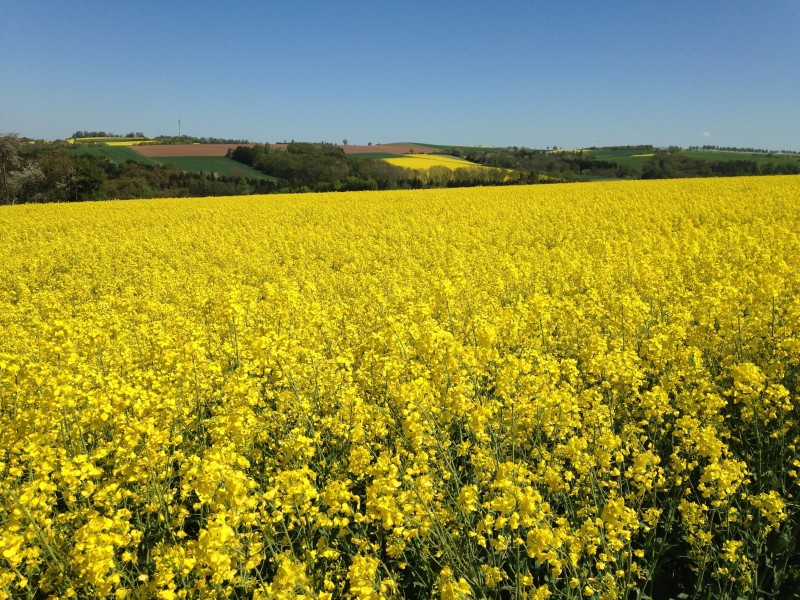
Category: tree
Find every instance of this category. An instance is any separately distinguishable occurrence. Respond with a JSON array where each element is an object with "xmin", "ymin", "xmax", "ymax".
[
  {"xmin": 37, "ymin": 149, "xmax": 77, "ymax": 202},
  {"xmin": 8, "ymin": 163, "xmax": 44, "ymax": 203},
  {"xmin": 72, "ymin": 156, "xmax": 106, "ymax": 200},
  {"xmin": 0, "ymin": 133, "xmax": 22, "ymax": 205}
]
